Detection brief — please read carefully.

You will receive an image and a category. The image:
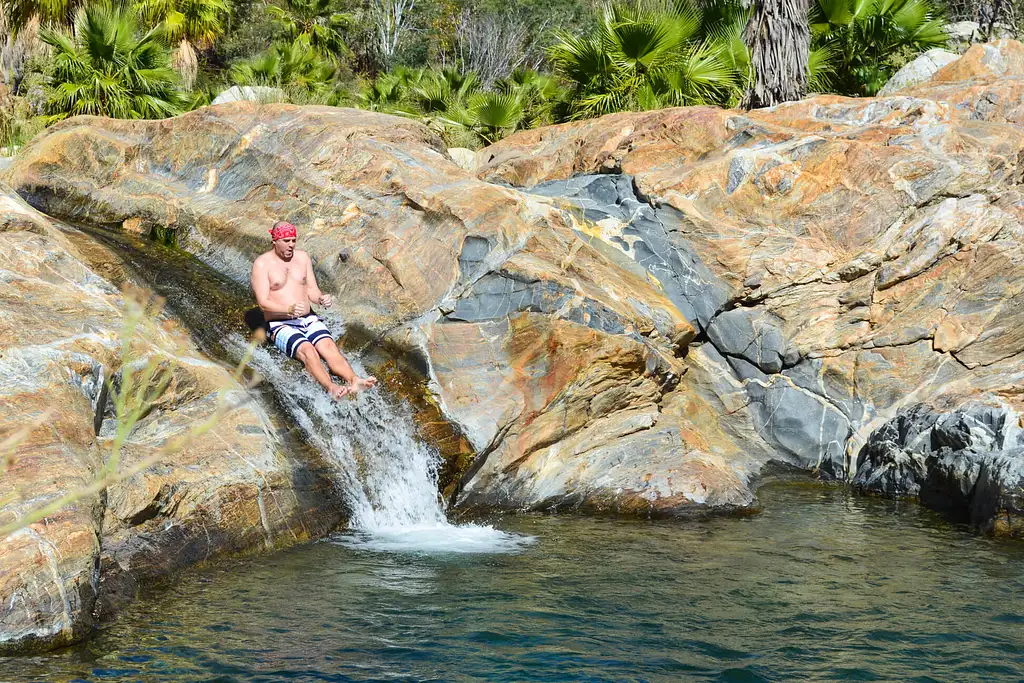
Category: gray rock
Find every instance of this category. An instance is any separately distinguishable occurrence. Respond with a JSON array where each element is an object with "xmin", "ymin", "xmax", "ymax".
[
  {"xmin": 855, "ymin": 403, "xmax": 1024, "ymax": 536},
  {"xmin": 745, "ymin": 376, "xmax": 850, "ymax": 476},
  {"xmin": 971, "ymin": 450, "xmax": 1024, "ymax": 535},
  {"xmin": 853, "ymin": 404, "xmax": 939, "ymax": 496},
  {"xmin": 447, "ymin": 147, "xmax": 478, "ymax": 171},
  {"xmin": 529, "ymin": 174, "xmax": 731, "ymax": 331},
  {"xmin": 783, "ymin": 359, "xmax": 864, "ymax": 425},
  {"xmin": 920, "ymin": 448, "xmax": 986, "ymax": 519},
  {"xmin": 449, "ymin": 271, "xmax": 628, "ymax": 335},
  {"xmin": 878, "ymin": 49, "xmax": 959, "ymax": 95},
  {"xmin": 707, "ymin": 308, "xmax": 787, "ymax": 374},
  {"xmin": 211, "ymin": 85, "xmax": 286, "ymax": 105}
]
